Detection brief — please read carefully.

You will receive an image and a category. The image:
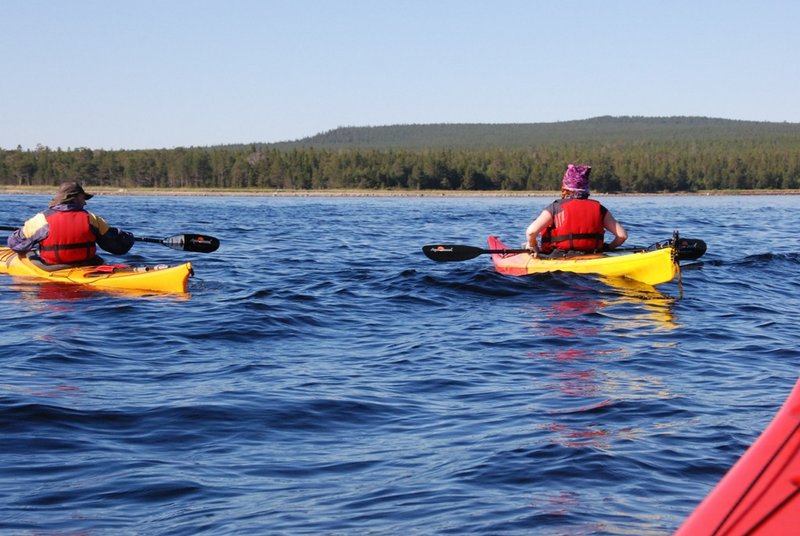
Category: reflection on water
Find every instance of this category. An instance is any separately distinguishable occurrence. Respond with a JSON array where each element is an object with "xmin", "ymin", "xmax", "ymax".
[
  {"xmin": 14, "ymin": 281, "xmax": 105, "ymax": 302},
  {"xmin": 601, "ymin": 276, "xmax": 680, "ymax": 330},
  {"xmin": 520, "ymin": 284, "xmax": 679, "ymax": 454},
  {"xmin": 23, "ymin": 383, "xmax": 84, "ymax": 399},
  {"xmin": 549, "ymin": 369, "xmax": 604, "ymax": 397},
  {"xmin": 541, "ymin": 420, "xmax": 616, "ymax": 449},
  {"xmin": 521, "ymin": 280, "xmax": 678, "ymax": 335},
  {"xmin": 527, "ymin": 489, "xmax": 607, "ymax": 535},
  {"xmin": 8, "ymin": 279, "xmax": 190, "ymax": 302},
  {"xmin": 529, "ymin": 489, "xmax": 580, "ymax": 516},
  {"xmin": 549, "ymin": 298, "xmax": 606, "ymax": 318}
]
